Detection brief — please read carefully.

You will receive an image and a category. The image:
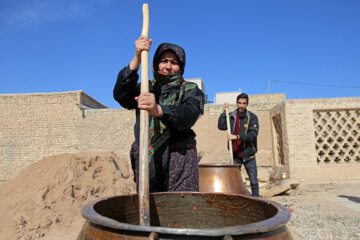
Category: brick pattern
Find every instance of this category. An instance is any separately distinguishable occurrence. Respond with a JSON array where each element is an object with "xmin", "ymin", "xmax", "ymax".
[
  {"xmin": 0, "ymin": 91, "xmax": 110, "ymax": 182},
  {"xmin": 272, "ymin": 114, "xmax": 285, "ymax": 165},
  {"xmin": 314, "ymin": 109, "xmax": 360, "ymax": 164},
  {"xmin": 79, "ymin": 91, "xmax": 107, "ymax": 109},
  {"xmin": 246, "ymin": 93, "xmax": 286, "ymax": 104},
  {"xmin": 1, "ymin": 91, "xmax": 359, "ymax": 183},
  {"xmin": 270, "ymin": 101, "xmax": 290, "ymax": 177},
  {"xmin": 76, "ymin": 108, "xmax": 135, "ymax": 160},
  {"xmin": 206, "ymin": 93, "xmax": 286, "ymax": 115},
  {"xmin": 276, "ymin": 97, "xmax": 360, "ymax": 181},
  {"xmin": 0, "ymin": 92, "xmax": 81, "ymax": 182}
]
